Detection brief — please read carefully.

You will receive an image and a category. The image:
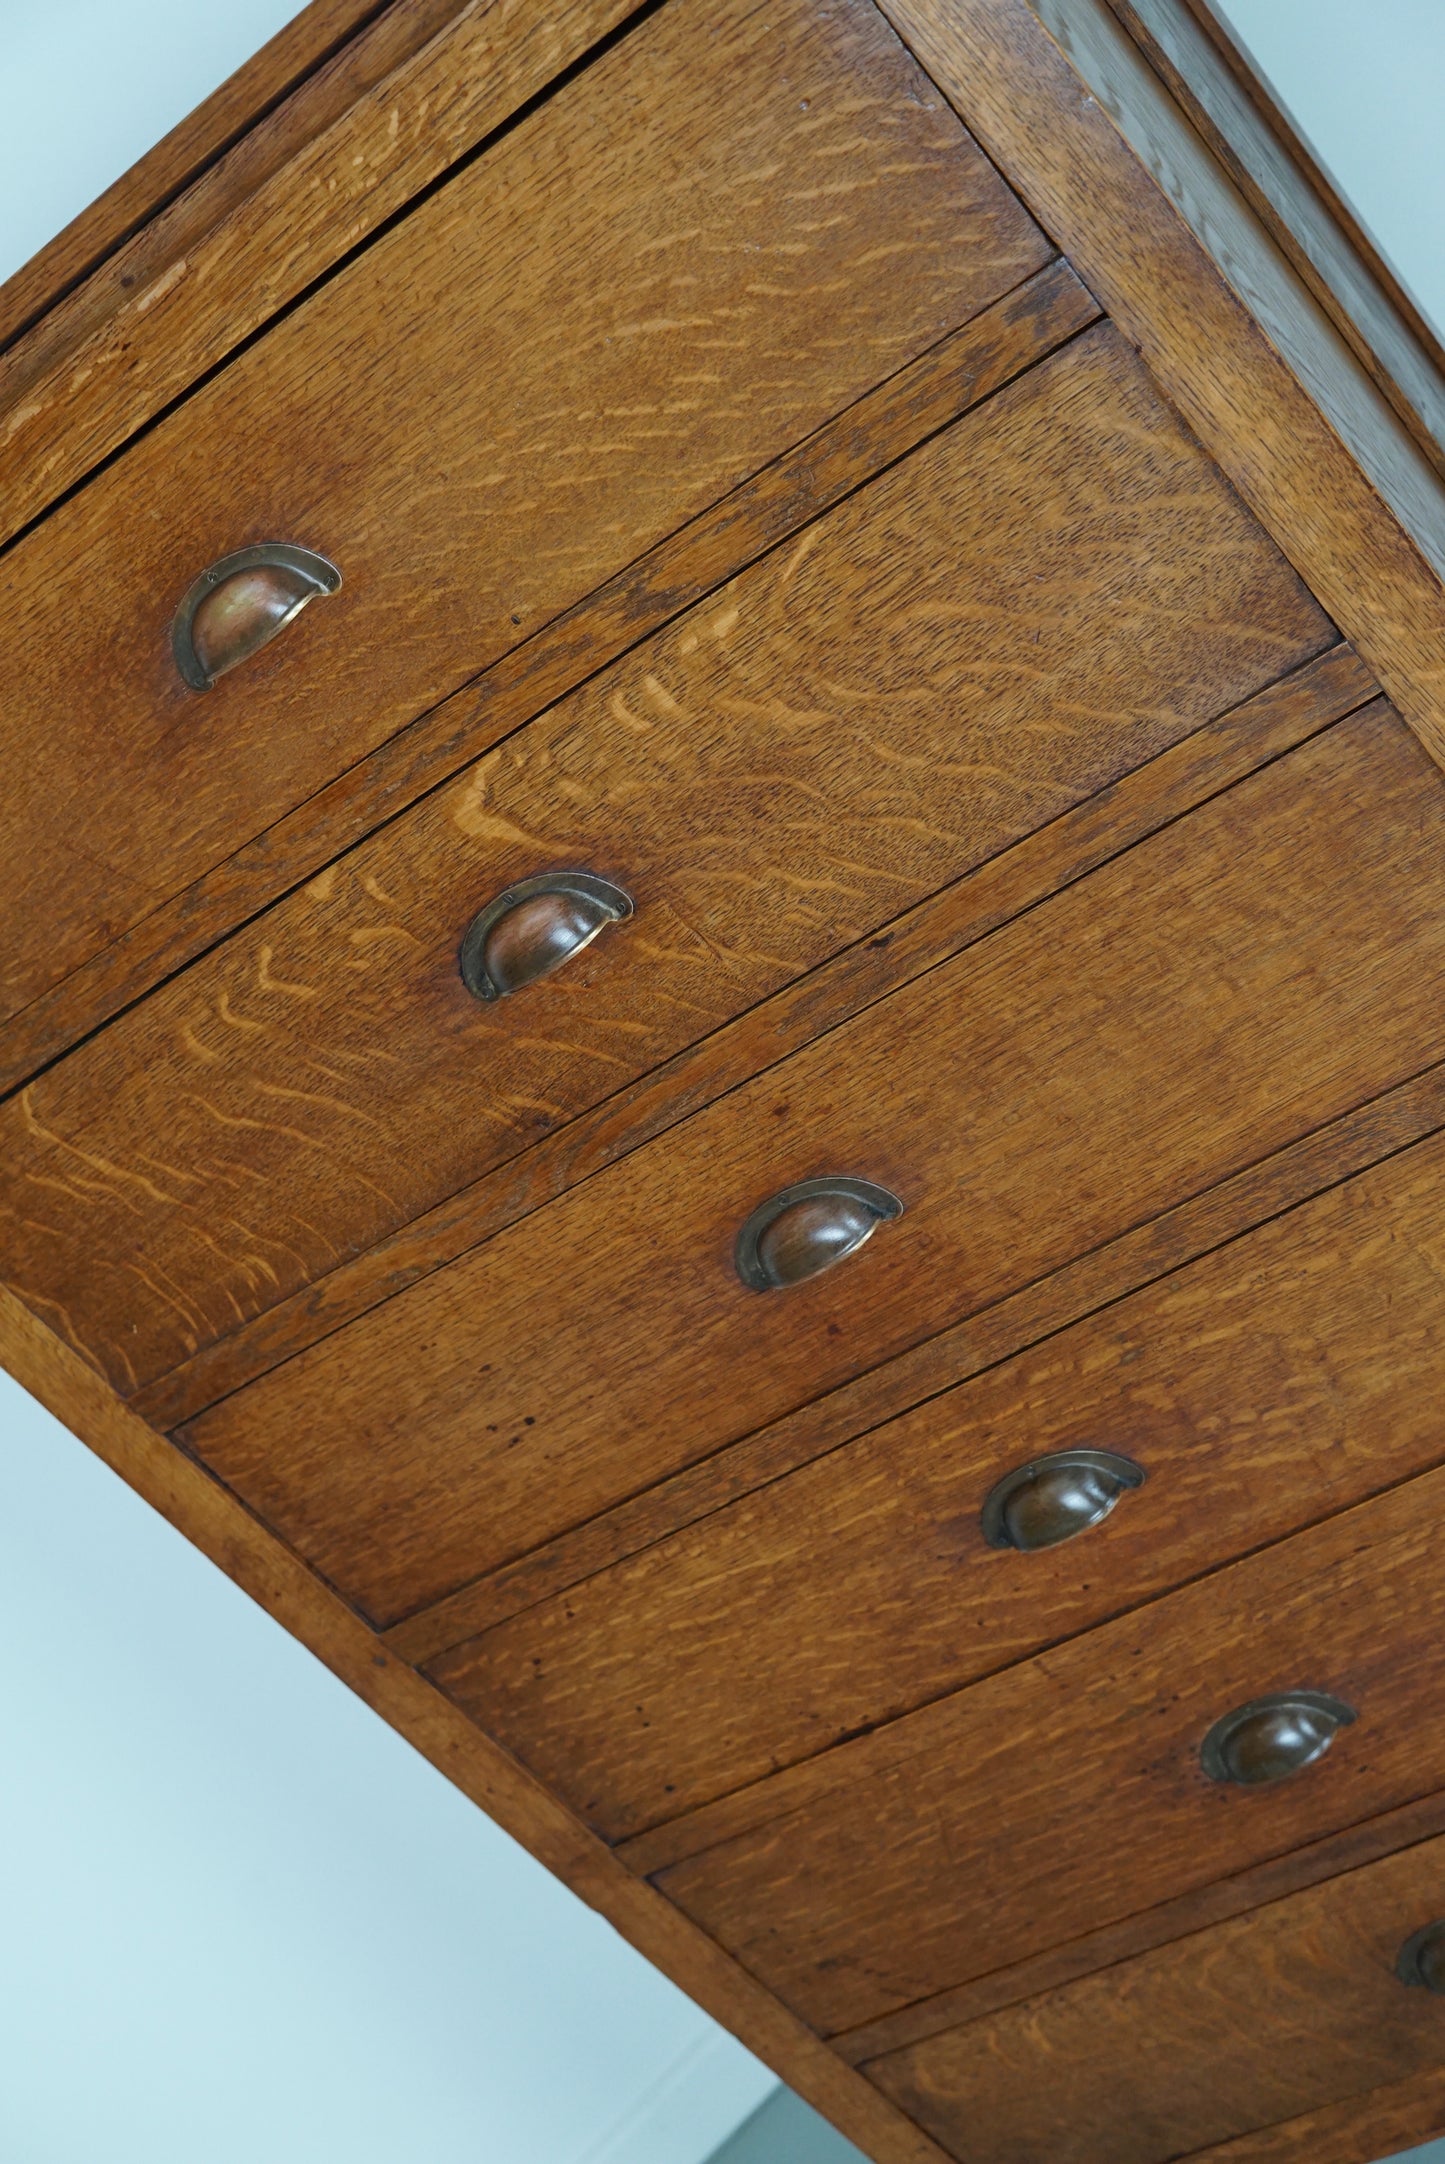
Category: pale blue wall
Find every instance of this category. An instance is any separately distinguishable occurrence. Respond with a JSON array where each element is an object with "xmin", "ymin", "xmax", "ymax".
[
  {"xmin": 1218, "ymin": 0, "xmax": 1445, "ymax": 338},
  {"xmin": 0, "ymin": 0, "xmax": 313, "ymax": 287},
  {"xmin": 0, "ymin": 1371, "xmax": 775, "ymax": 2163},
  {"xmin": 706, "ymin": 2088, "xmax": 868, "ymax": 2164}
]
